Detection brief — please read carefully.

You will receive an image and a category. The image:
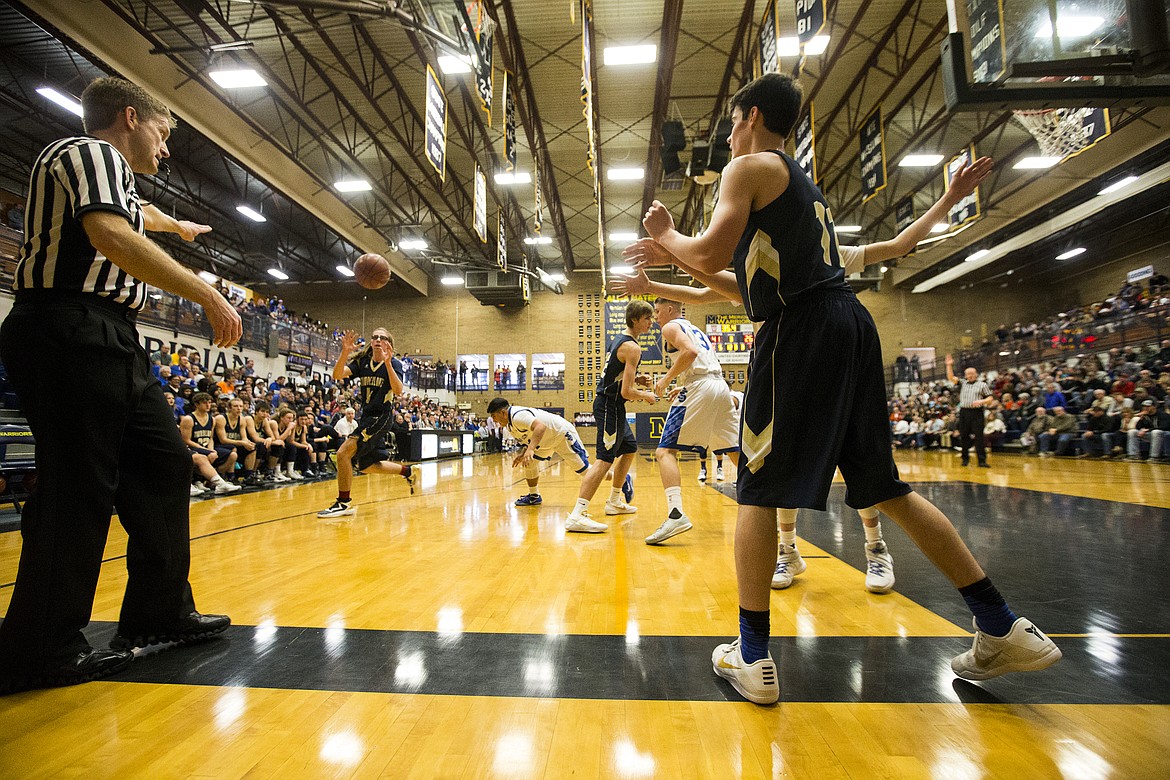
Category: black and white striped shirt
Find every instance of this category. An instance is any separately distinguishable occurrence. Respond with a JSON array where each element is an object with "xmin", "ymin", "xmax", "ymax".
[
  {"xmin": 958, "ymin": 379, "xmax": 992, "ymax": 408},
  {"xmin": 15, "ymin": 136, "xmax": 147, "ymax": 310}
]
